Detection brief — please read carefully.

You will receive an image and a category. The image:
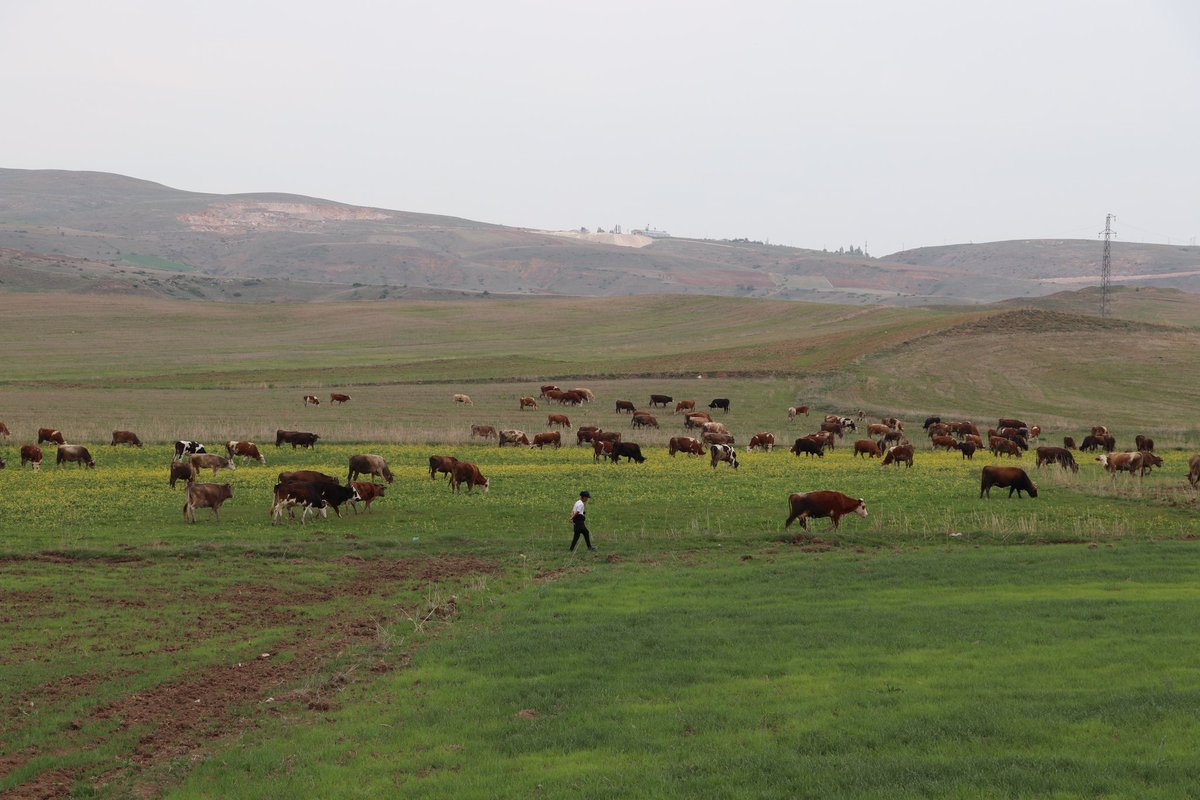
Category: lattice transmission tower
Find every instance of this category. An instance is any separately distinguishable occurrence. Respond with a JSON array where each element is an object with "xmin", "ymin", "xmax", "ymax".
[{"xmin": 1100, "ymin": 213, "xmax": 1116, "ymax": 317}]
